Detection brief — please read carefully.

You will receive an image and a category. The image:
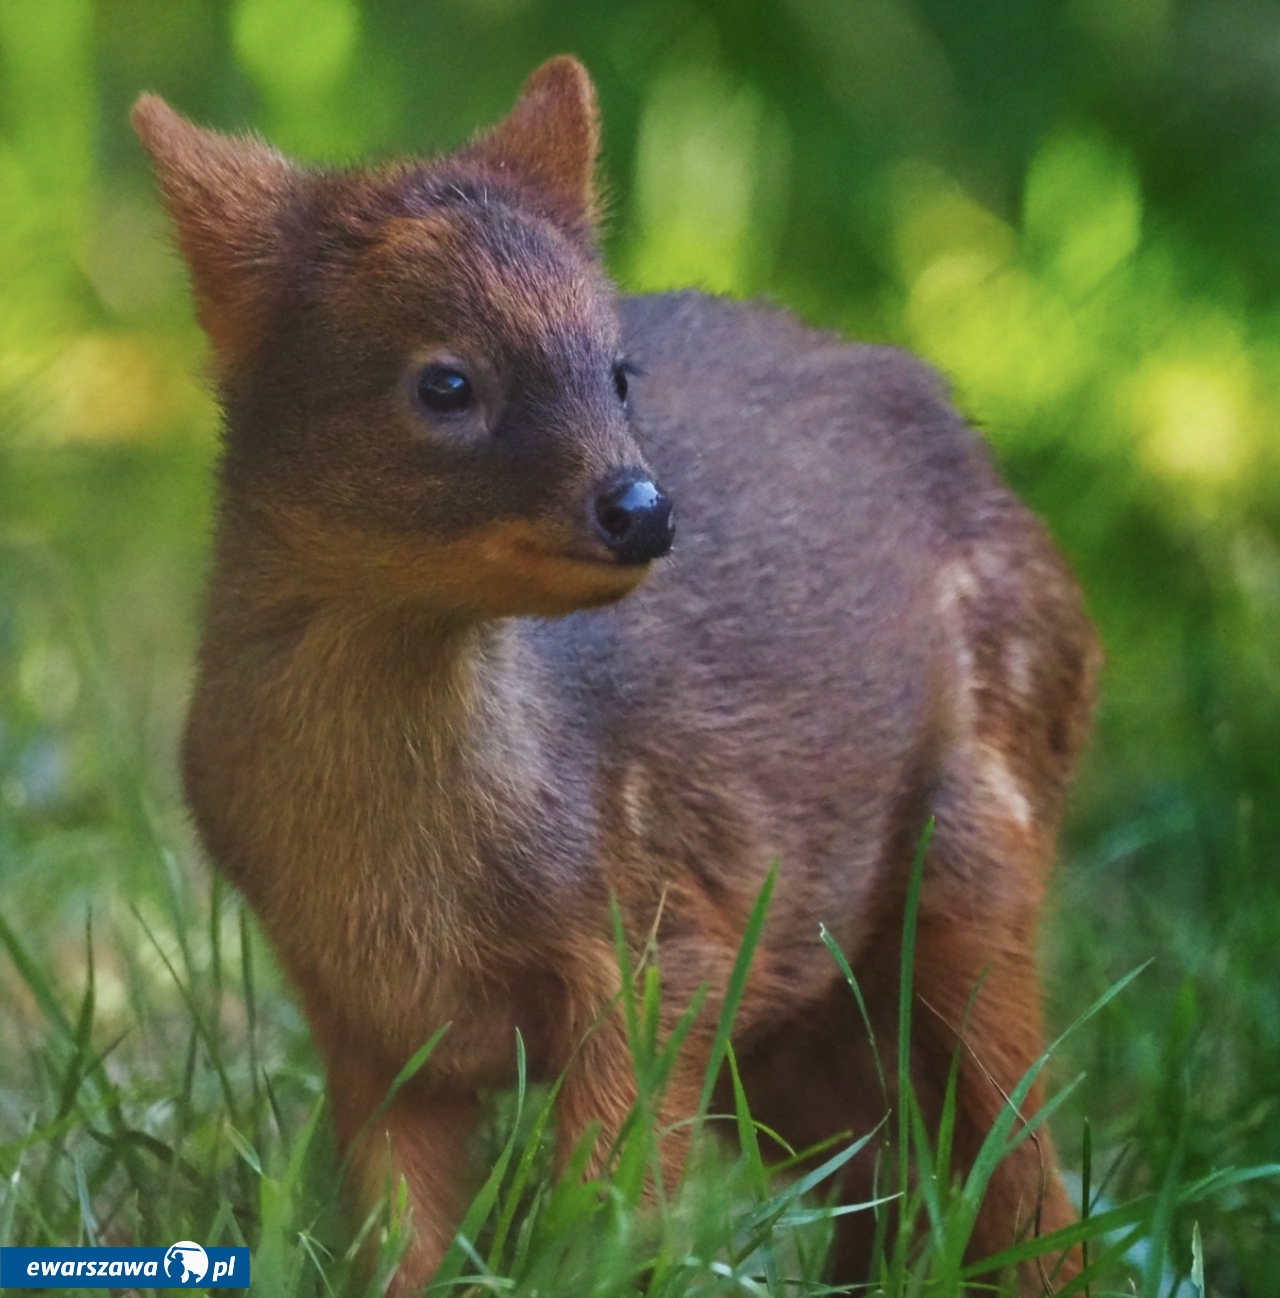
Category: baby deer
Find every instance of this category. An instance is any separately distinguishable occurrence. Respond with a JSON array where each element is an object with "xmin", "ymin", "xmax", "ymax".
[{"xmin": 135, "ymin": 56, "xmax": 1099, "ymax": 1292}]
